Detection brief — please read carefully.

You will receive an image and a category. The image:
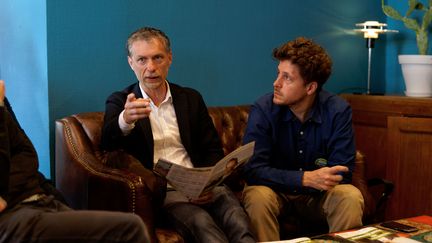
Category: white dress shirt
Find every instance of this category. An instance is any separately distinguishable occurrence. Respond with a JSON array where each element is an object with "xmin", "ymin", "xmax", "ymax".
[{"xmin": 118, "ymin": 82, "xmax": 193, "ymax": 169}]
